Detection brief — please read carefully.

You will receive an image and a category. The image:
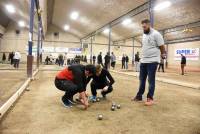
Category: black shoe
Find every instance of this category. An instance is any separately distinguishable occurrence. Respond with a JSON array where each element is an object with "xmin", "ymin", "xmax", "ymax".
[
  {"xmin": 101, "ymin": 91, "xmax": 106, "ymax": 99},
  {"xmin": 61, "ymin": 97, "xmax": 72, "ymax": 108},
  {"xmin": 132, "ymin": 96, "xmax": 143, "ymax": 102},
  {"xmin": 68, "ymin": 97, "xmax": 77, "ymax": 105}
]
